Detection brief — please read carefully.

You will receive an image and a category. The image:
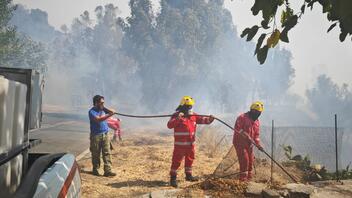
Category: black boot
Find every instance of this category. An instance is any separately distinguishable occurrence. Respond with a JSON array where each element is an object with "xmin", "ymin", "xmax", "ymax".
[
  {"xmin": 92, "ymin": 169, "xmax": 100, "ymax": 176},
  {"xmin": 185, "ymin": 173, "xmax": 199, "ymax": 182},
  {"xmin": 170, "ymin": 176, "xmax": 178, "ymax": 188},
  {"xmin": 104, "ymin": 171, "xmax": 117, "ymax": 177}
]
